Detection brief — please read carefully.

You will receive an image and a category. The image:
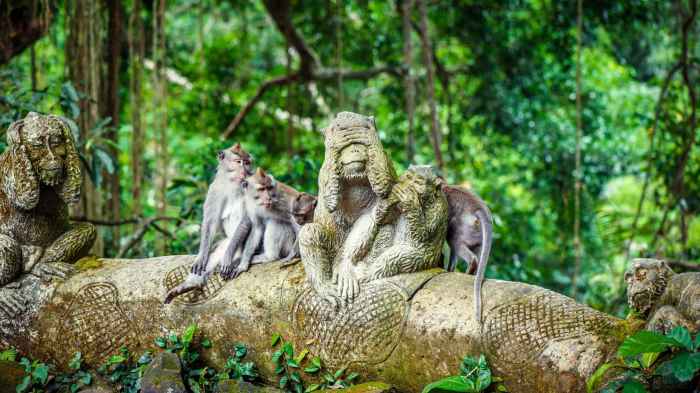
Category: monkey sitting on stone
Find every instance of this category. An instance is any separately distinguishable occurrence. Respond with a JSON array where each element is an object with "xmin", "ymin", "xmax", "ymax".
[
  {"xmin": 280, "ymin": 189, "xmax": 317, "ymax": 266},
  {"xmin": 0, "ymin": 112, "xmax": 96, "ymax": 318},
  {"xmin": 164, "ymin": 143, "xmax": 253, "ymax": 304},
  {"xmin": 220, "ymin": 168, "xmax": 301, "ymax": 279},
  {"xmin": 439, "ymin": 181, "xmax": 493, "ymax": 323},
  {"xmin": 625, "ymin": 258, "xmax": 700, "ymax": 333}
]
